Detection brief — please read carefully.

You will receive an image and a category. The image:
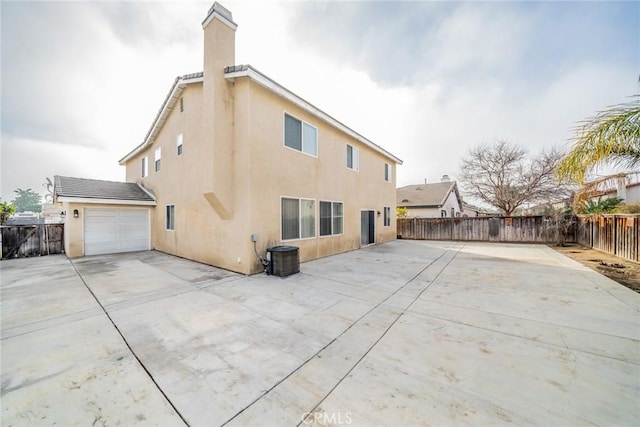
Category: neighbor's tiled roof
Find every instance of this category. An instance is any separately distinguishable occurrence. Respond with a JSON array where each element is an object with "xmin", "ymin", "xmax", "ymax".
[
  {"xmin": 54, "ymin": 176, "xmax": 155, "ymax": 202},
  {"xmin": 397, "ymin": 182, "xmax": 458, "ymax": 207}
]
